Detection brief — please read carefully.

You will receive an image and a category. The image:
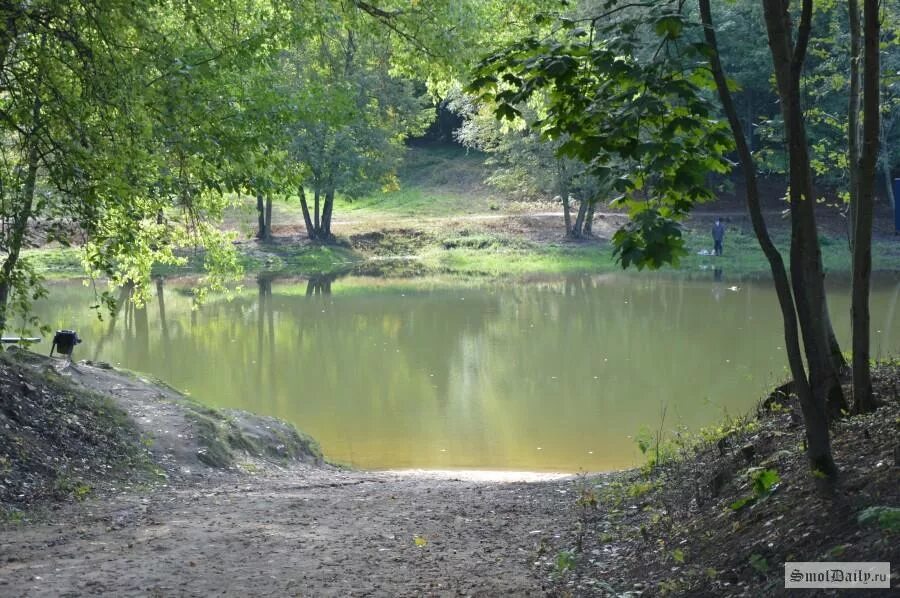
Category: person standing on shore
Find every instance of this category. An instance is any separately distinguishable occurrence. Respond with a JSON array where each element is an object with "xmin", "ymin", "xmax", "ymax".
[{"xmin": 712, "ymin": 218, "xmax": 725, "ymax": 256}]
